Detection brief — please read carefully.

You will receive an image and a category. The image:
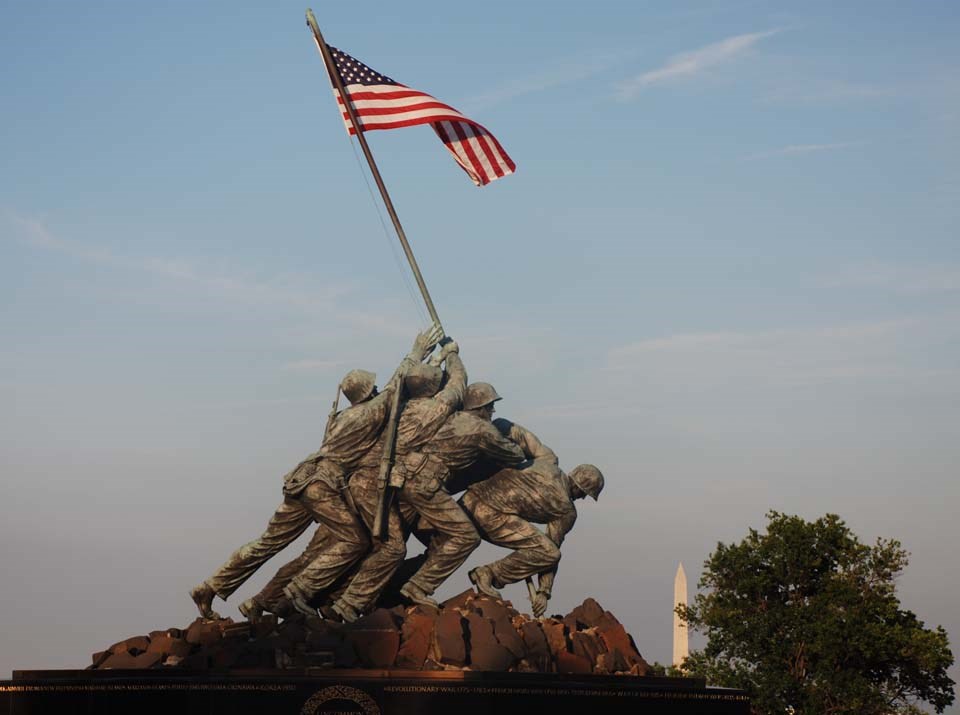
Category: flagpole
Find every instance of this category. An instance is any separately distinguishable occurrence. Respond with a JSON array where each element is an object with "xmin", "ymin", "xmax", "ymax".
[{"xmin": 305, "ymin": 9, "xmax": 443, "ymax": 334}]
